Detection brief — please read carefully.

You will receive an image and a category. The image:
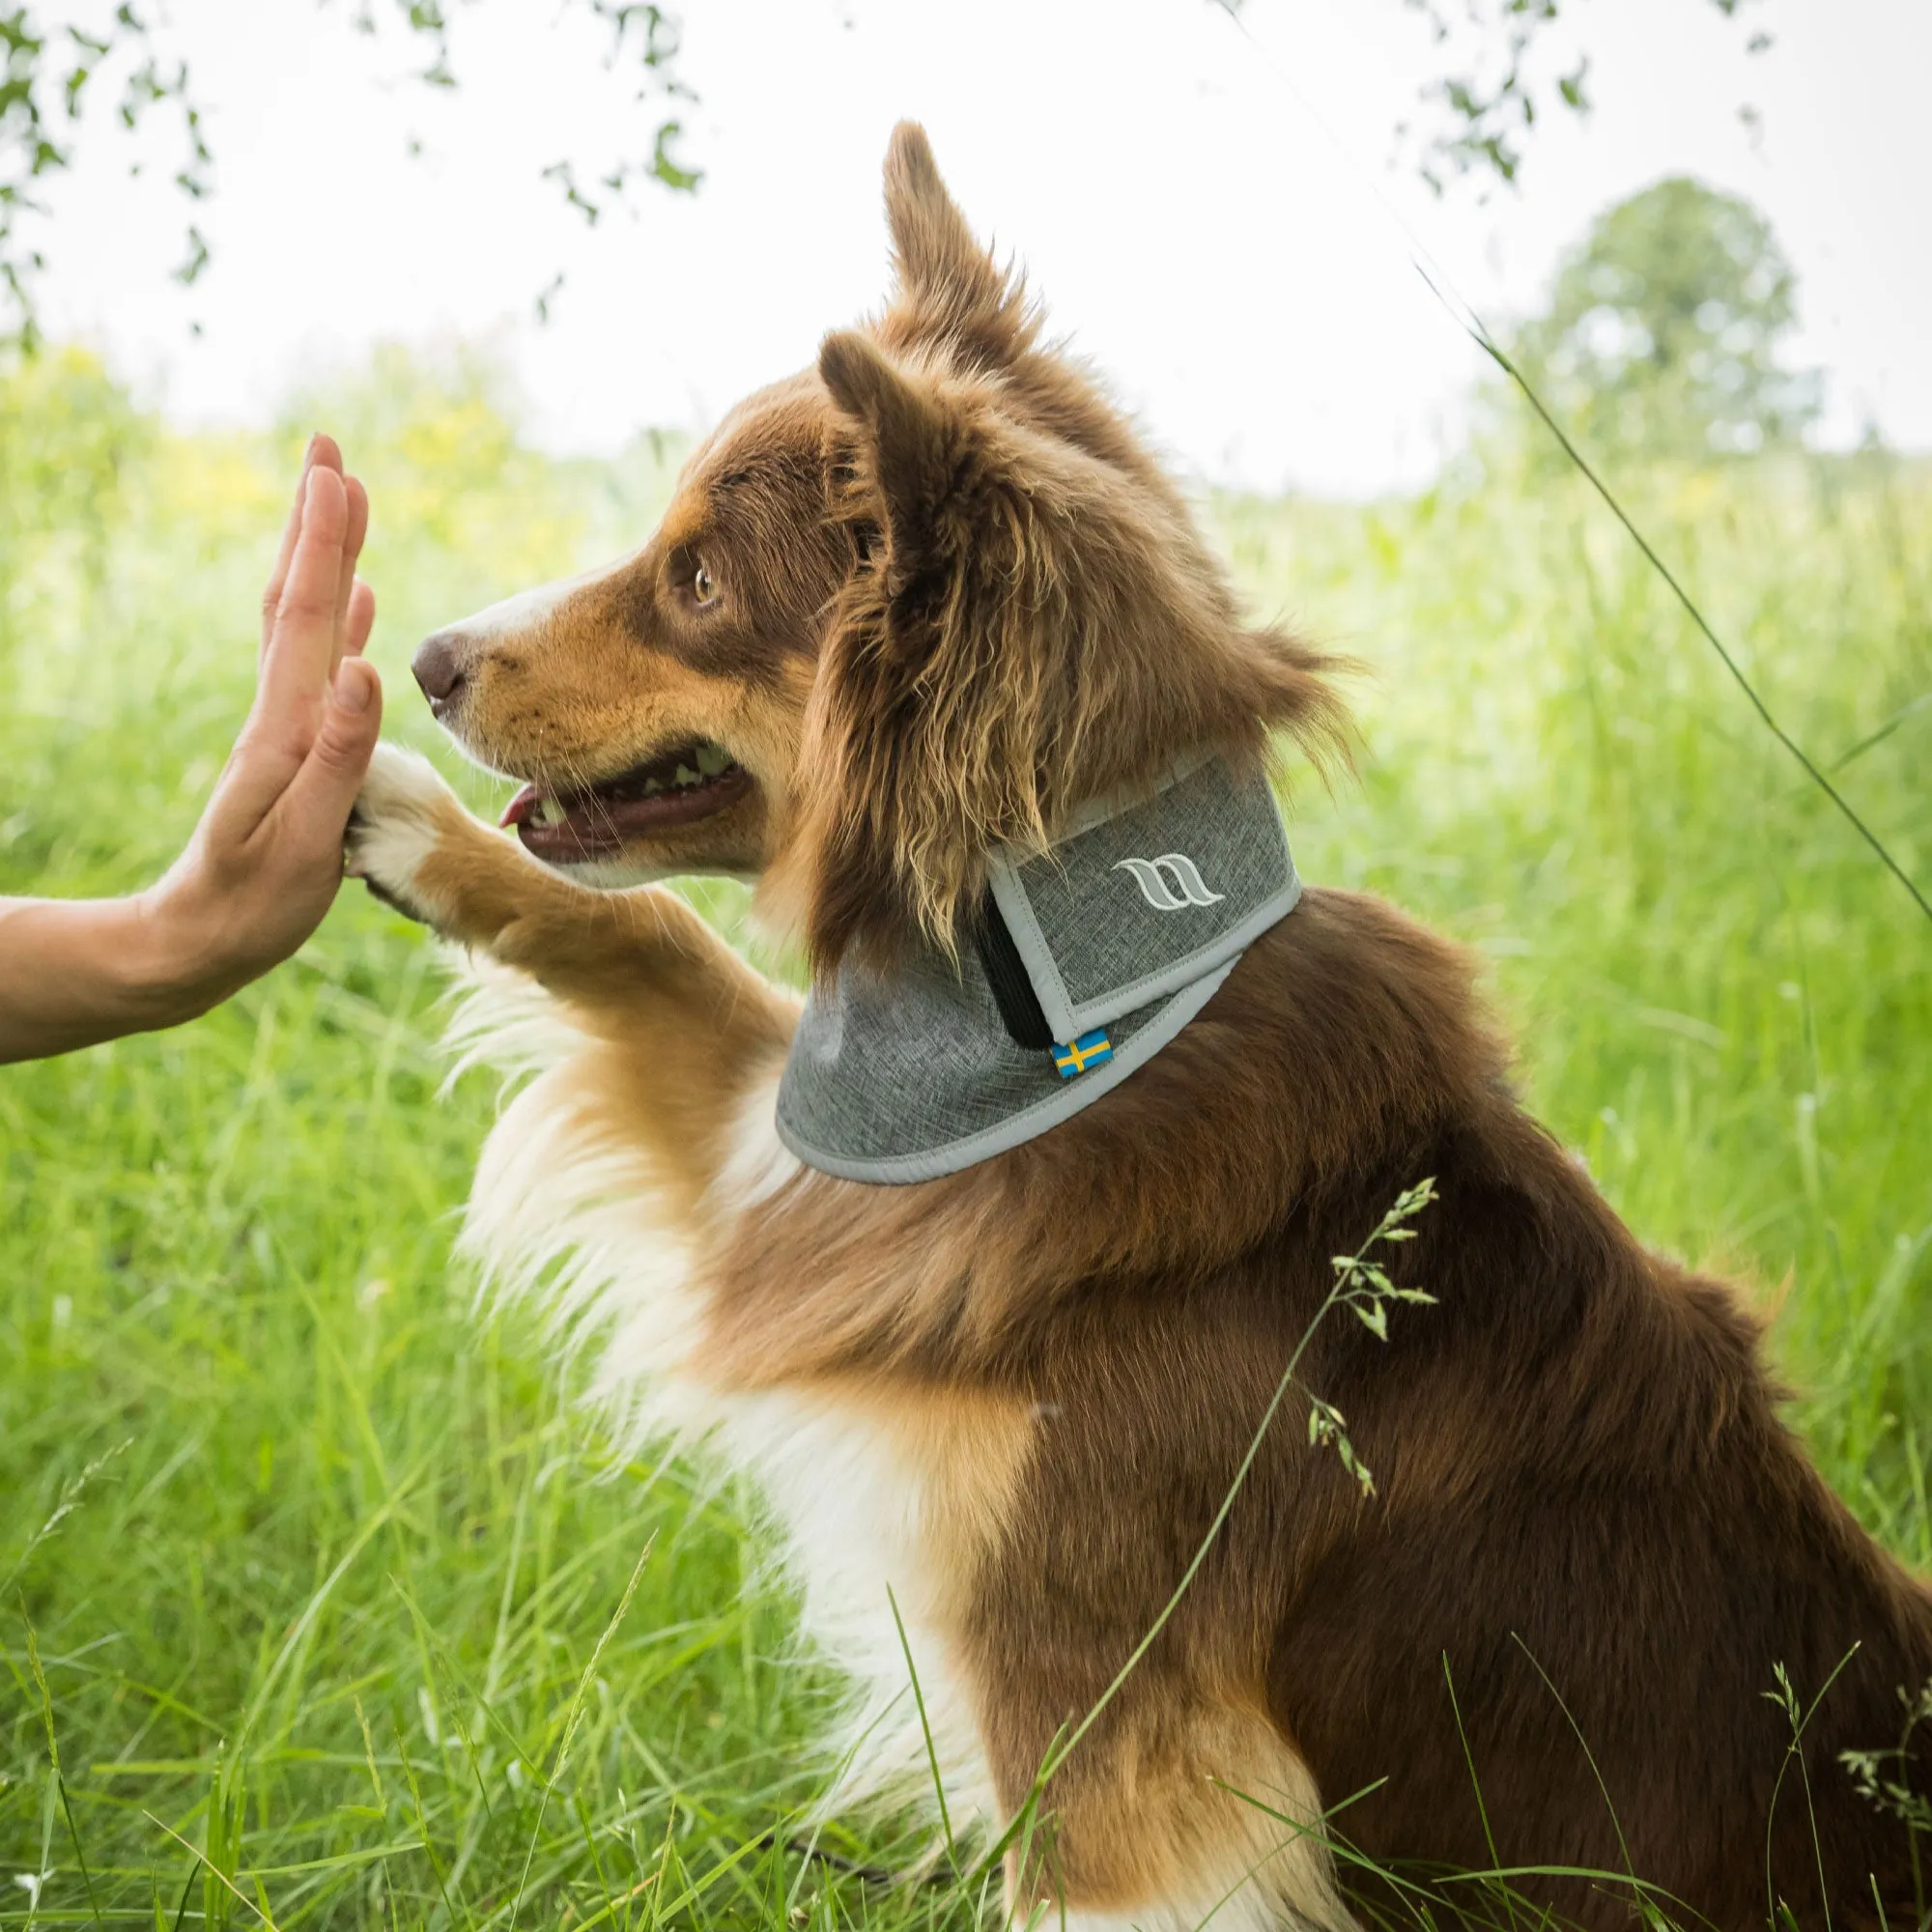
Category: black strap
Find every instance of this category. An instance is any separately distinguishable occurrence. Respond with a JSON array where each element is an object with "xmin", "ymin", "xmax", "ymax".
[{"xmin": 973, "ymin": 886, "xmax": 1056, "ymax": 1050}]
